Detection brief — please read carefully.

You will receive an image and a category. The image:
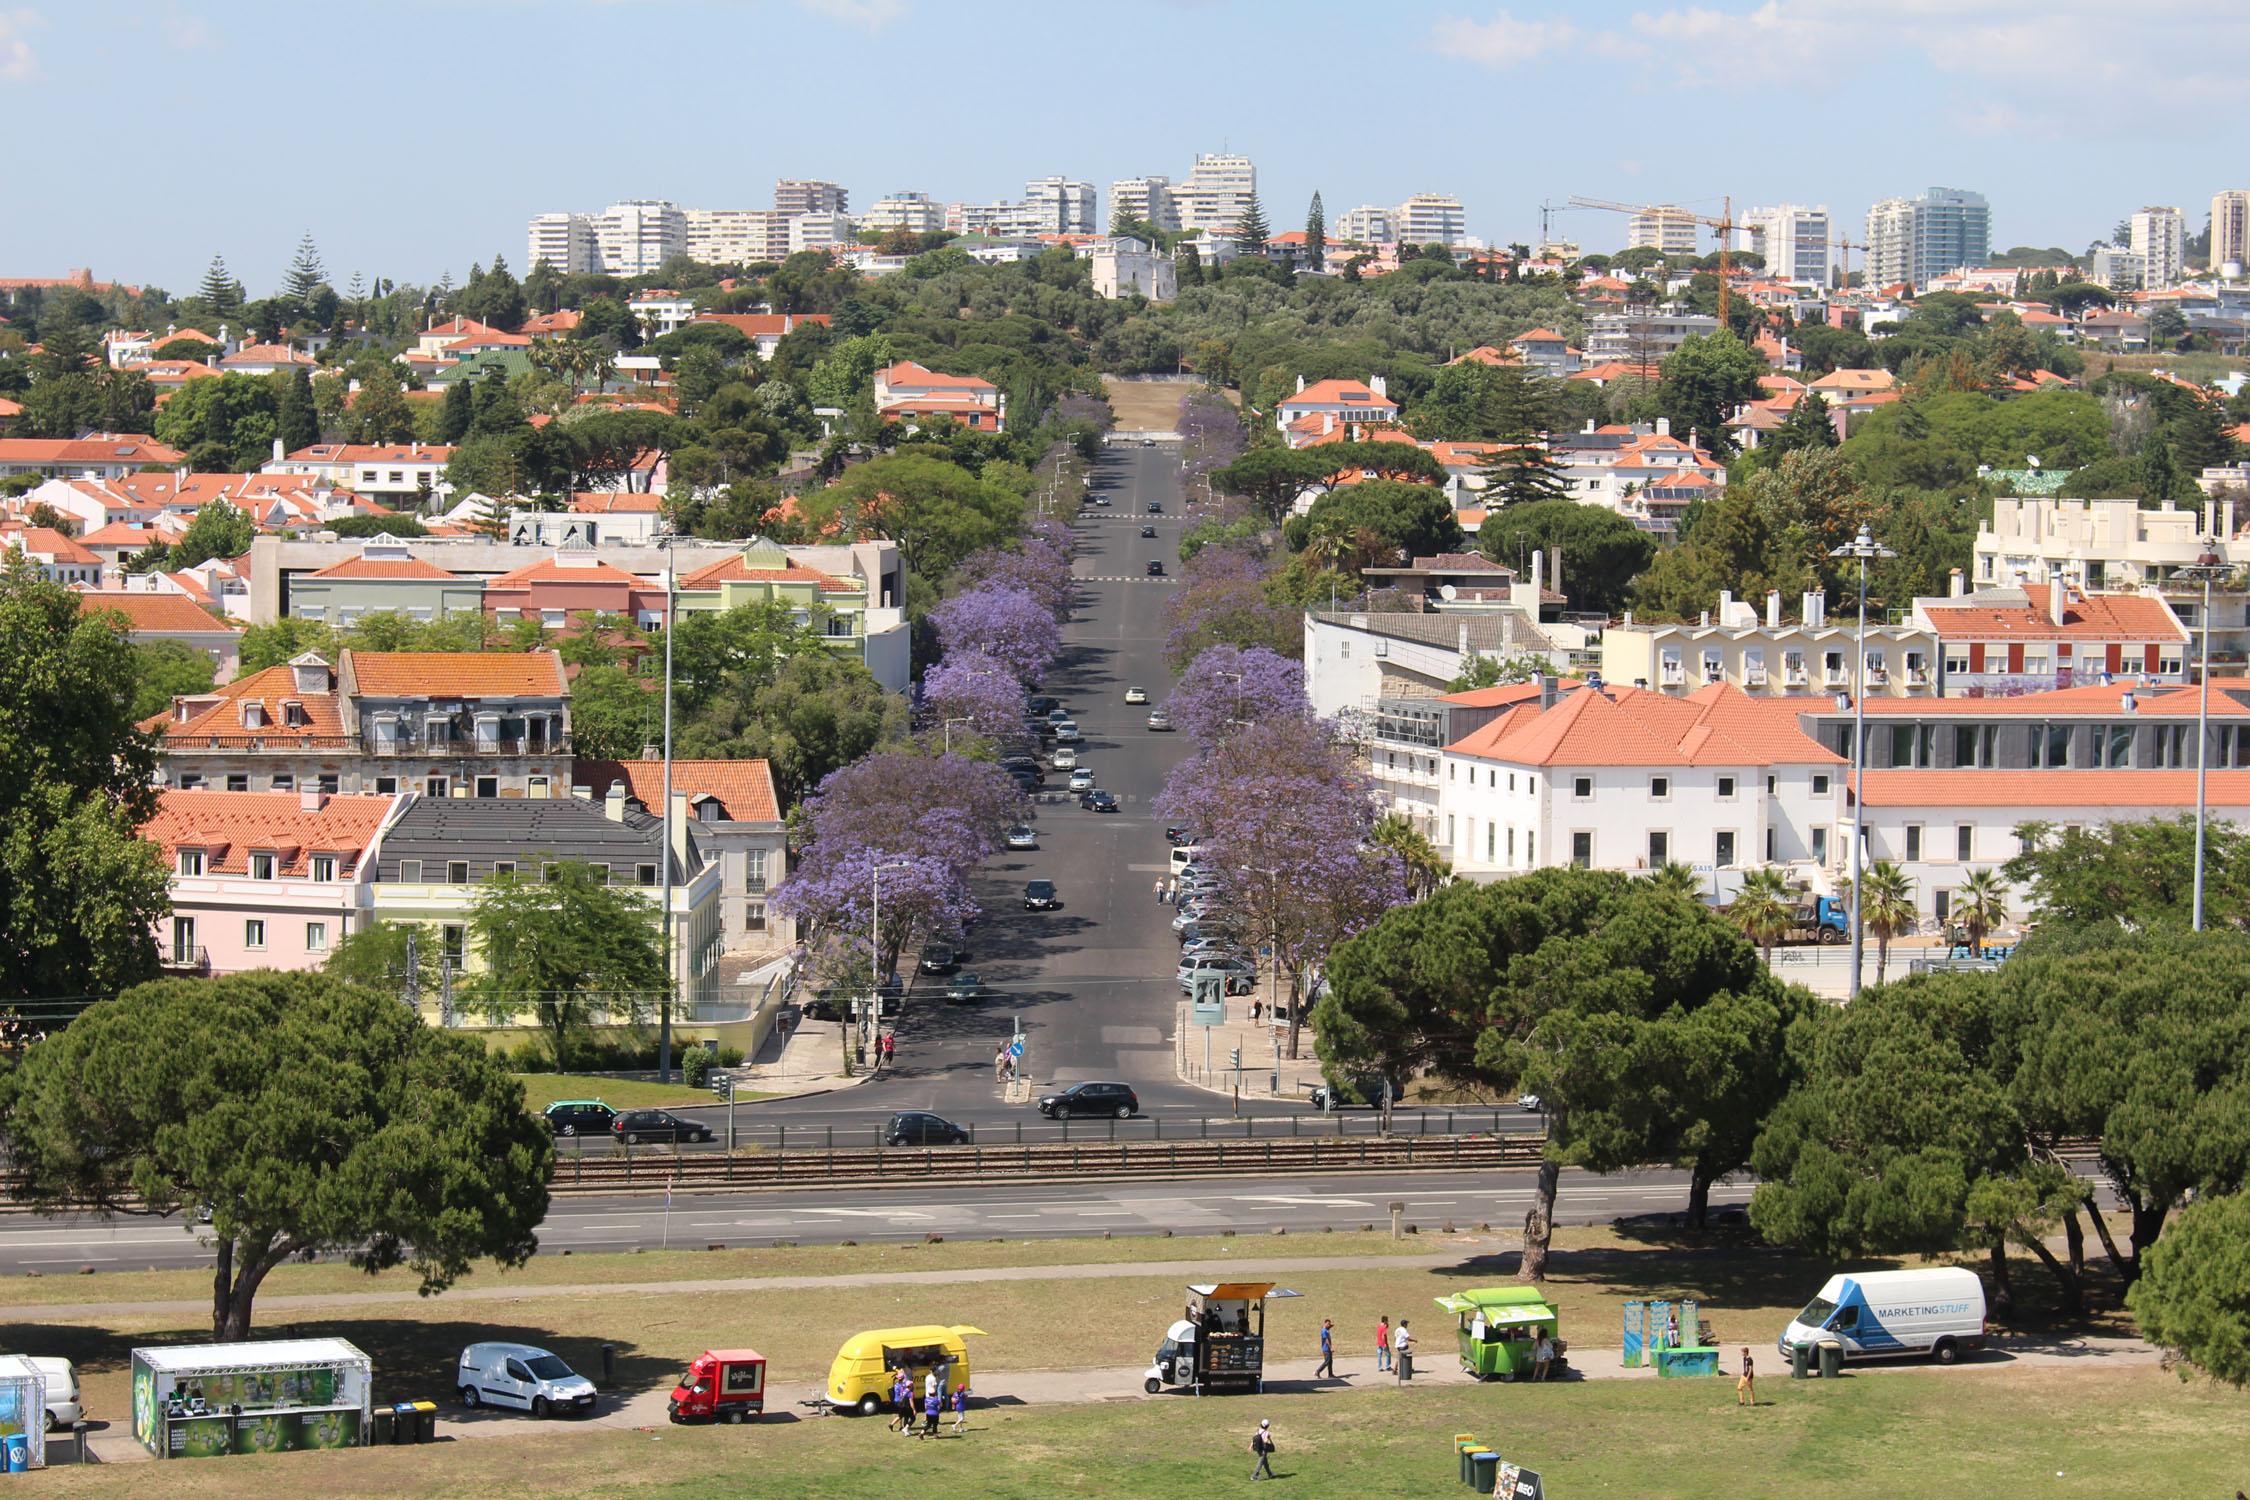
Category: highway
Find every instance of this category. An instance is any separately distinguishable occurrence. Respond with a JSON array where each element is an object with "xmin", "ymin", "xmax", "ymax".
[{"xmin": 0, "ymin": 1167, "xmax": 1748, "ymax": 1272}]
